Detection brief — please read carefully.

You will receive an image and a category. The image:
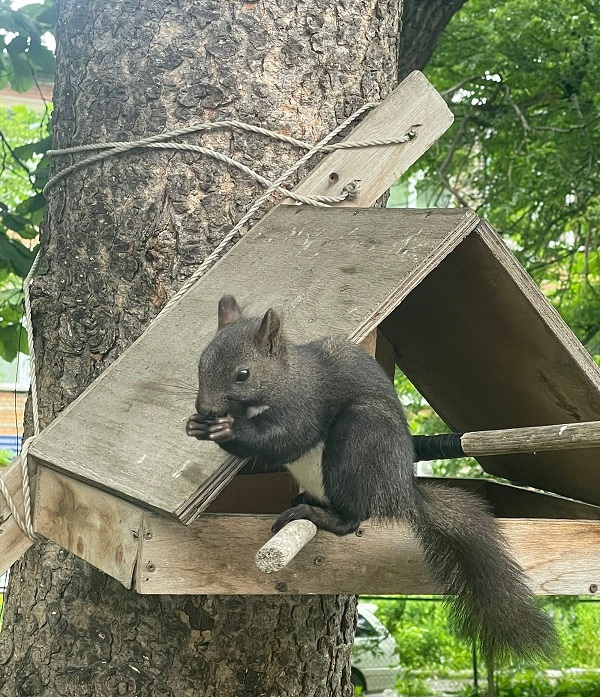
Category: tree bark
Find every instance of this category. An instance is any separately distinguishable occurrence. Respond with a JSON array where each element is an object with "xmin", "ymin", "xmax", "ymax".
[
  {"xmin": 398, "ymin": 0, "xmax": 468, "ymax": 80},
  {"xmin": 0, "ymin": 1, "xmax": 400, "ymax": 695}
]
